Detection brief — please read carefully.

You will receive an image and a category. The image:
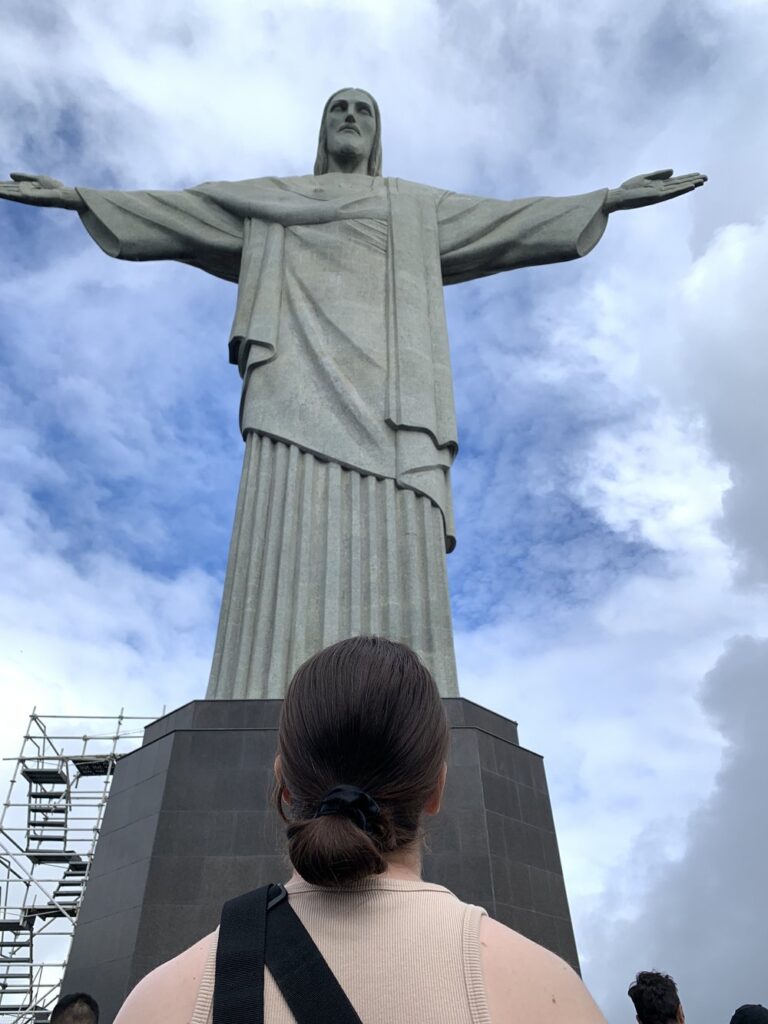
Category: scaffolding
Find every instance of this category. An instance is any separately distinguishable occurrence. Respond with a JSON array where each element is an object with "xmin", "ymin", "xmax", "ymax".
[{"xmin": 0, "ymin": 711, "xmax": 156, "ymax": 1024}]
